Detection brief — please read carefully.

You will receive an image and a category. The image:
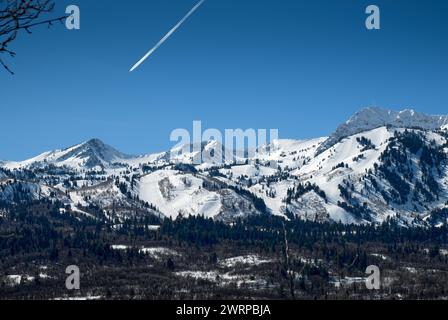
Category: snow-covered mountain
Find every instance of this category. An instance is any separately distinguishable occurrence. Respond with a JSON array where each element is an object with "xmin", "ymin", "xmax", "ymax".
[
  {"xmin": 130, "ymin": 140, "xmax": 238, "ymax": 168},
  {"xmin": 316, "ymin": 107, "xmax": 448, "ymax": 155},
  {"xmin": 1, "ymin": 107, "xmax": 448, "ymax": 227},
  {"xmin": 3, "ymin": 138, "xmax": 134, "ymax": 170}
]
